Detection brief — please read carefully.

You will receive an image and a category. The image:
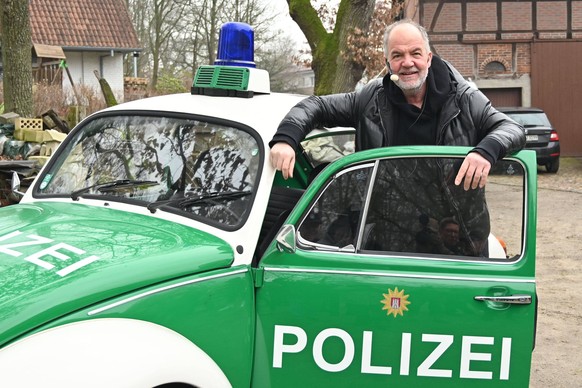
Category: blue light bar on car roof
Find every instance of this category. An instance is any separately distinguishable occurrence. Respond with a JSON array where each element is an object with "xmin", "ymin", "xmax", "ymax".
[
  {"xmin": 192, "ymin": 21, "xmax": 270, "ymax": 97},
  {"xmin": 215, "ymin": 22, "xmax": 256, "ymax": 68}
]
